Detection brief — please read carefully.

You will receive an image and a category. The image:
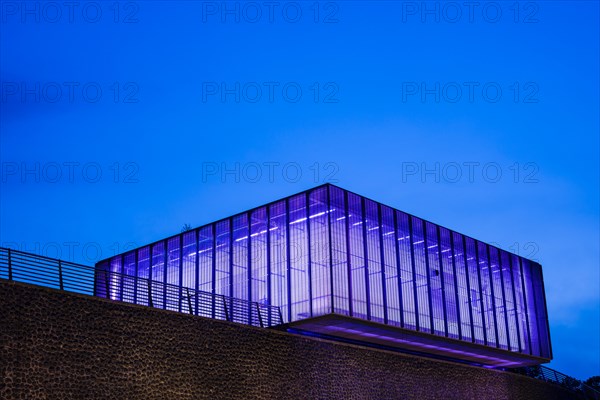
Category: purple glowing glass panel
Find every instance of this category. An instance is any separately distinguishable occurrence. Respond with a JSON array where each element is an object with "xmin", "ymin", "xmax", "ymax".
[
  {"xmin": 452, "ymin": 232, "xmax": 472, "ymax": 342},
  {"xmin": 500, "ymin": 250, "xmax": 519, "ymax": 352},
  {"xmin": 329, "ymin": 186, "xmax": 350, "ymax": 317},
  {"xmin": 182, "ymin": 231, "xmax": 196, "ymax": 291},
  {"xmin": 289, "ymin": 193, "xmax": 310, "ymax": 321},
  {"xmin": 122, "ymin": 251, "xmax": 136, "ymax": 304},
  {"xmin": 269, "ymin": 201, "xmax": 288, "ymax": 321},
  {"xmin": 365, "ymin": 199, "xmax": 384, "ymax": 323},
  {"xmin": 136, "ymin": 246, "xmax": 150, "ymax": 306},
  {"xmin": 426, "ymin": 221, "xmax": 445, "ymax": 336},
  {"xmin": 109, "ymin": 256, "xmax": 122, "ymax": 301},
  {"xmin": 511, "ymin": 253, "xmax": 529, "ymax": 353},
  {"xmin": 478, "ymin": 240, "xmax": 497, "ymax": 347},
  {"xmin": 397, "ymin": 211, "xmax": 416, "ymax": 330},
  {"xmin": 232, "ymin": 214, "xmax": 248, "ymax": 322},
  {"xmin": 439, "ymin": 227, "xmax": 459, "ymax": 339},
  {"xmin": 166, "ymin": 237, "xmax": 180, "ymax": 311},
  {"xmin": 151, "ymin": 241, "xmax": 165, "ymax": 309},
  {"xmin": 411, "ymin": 217, "xmax": 432, "ymax": 333},
  {"xmin": 309, "ymin": 187, "xmax": 332, "ymax": 316},
  {"xmin": 347, "ymin": 193, "xmax": 367, "ymax": 320},
  {"xmin": 522, "ymin": 258, "xmax": 540, "ymax": 357},
  {"xmin": 381, "ymin": 205, "xmax": 401, "ymax": 327},
  {"xmin": 531, "ymin": 262, "xmax": 552, "ymax": 359},
  {"xmin": 489, "ymin": 247, "xmax": 508, "ymax": 350},
  {"xmin": 214, "ymin": 220, "xmax": 230, "ymax": 296},
  {"xmin": 250, "ymin": 206, "xmax": 268, "ymax": 306}
]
